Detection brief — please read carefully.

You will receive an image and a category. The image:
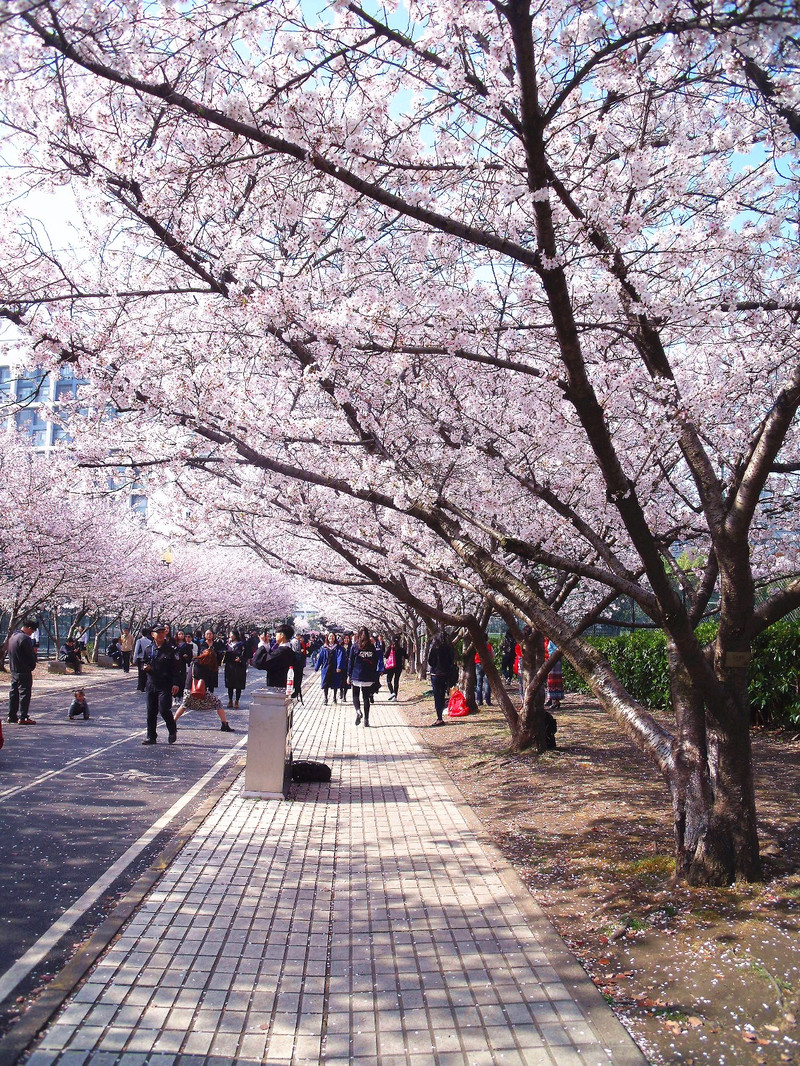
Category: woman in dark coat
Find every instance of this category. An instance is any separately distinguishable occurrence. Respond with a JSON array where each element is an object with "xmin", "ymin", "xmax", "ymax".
[
  {"xmin": 339, "ymin": 633, "xmax": 353, "ymax": 701},
  {"xmin": 315, "ymin": 632, "xmax": 345, "ymax": 704},
  {"xmin": 173, "ymin": 630, "xmax": 194, "ymax": 701},
  {"xmin": 427, "ymin": 629, "xmax": 455, "ymax": 726},
  {"xmin": 193, "ymin": 629, "xmax": 220, "ymax": 693},
  {"xmin": 222, "ymin": 629, "xmax": 247, "ymax": 708},
  {"xmin": 348, "ymin": 627, "xmax": 380, "ymax": 727}
]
